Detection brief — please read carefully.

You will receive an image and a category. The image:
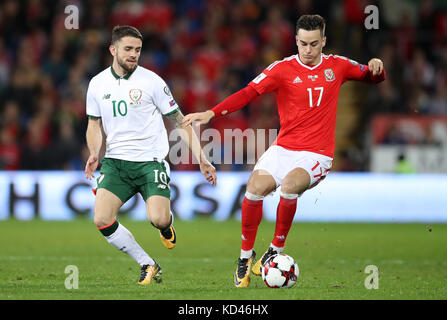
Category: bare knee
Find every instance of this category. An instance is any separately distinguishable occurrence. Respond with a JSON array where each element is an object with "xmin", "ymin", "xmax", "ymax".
[
  {"xmin": 150, "ymin": 213, "xmax": 171, "ymax": 230},
  {"xmin": 93, "ymin": 189, "xmax": 122, "ymax": 229},
  {"xmin": 246, "ymin": 171, "xmax": 276, "ymax": 197},
  {"xmin": 94, "ymin": 215, "xmax": 115, "ymax": 229}
]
